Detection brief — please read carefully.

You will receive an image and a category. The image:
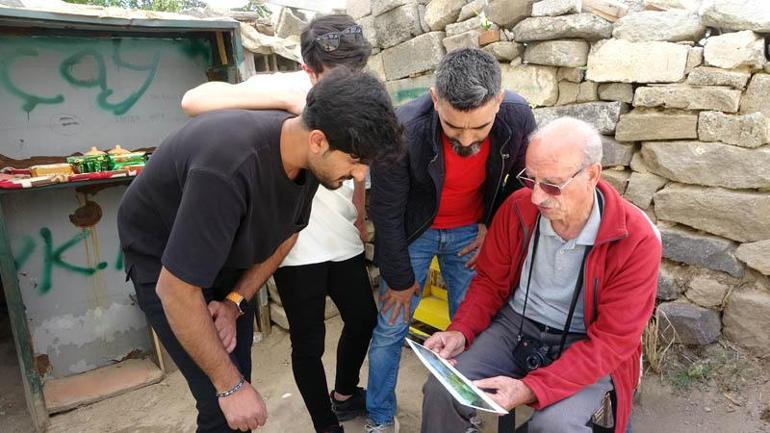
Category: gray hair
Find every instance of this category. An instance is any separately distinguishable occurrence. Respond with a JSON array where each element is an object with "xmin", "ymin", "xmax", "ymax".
[
  {"xmin": 434, "ymin": 48, "xmax": 501, "ymax": 111},
  {"xmin": 531, "ymin": 117, "xmax": 603, "ymax": 167}
]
